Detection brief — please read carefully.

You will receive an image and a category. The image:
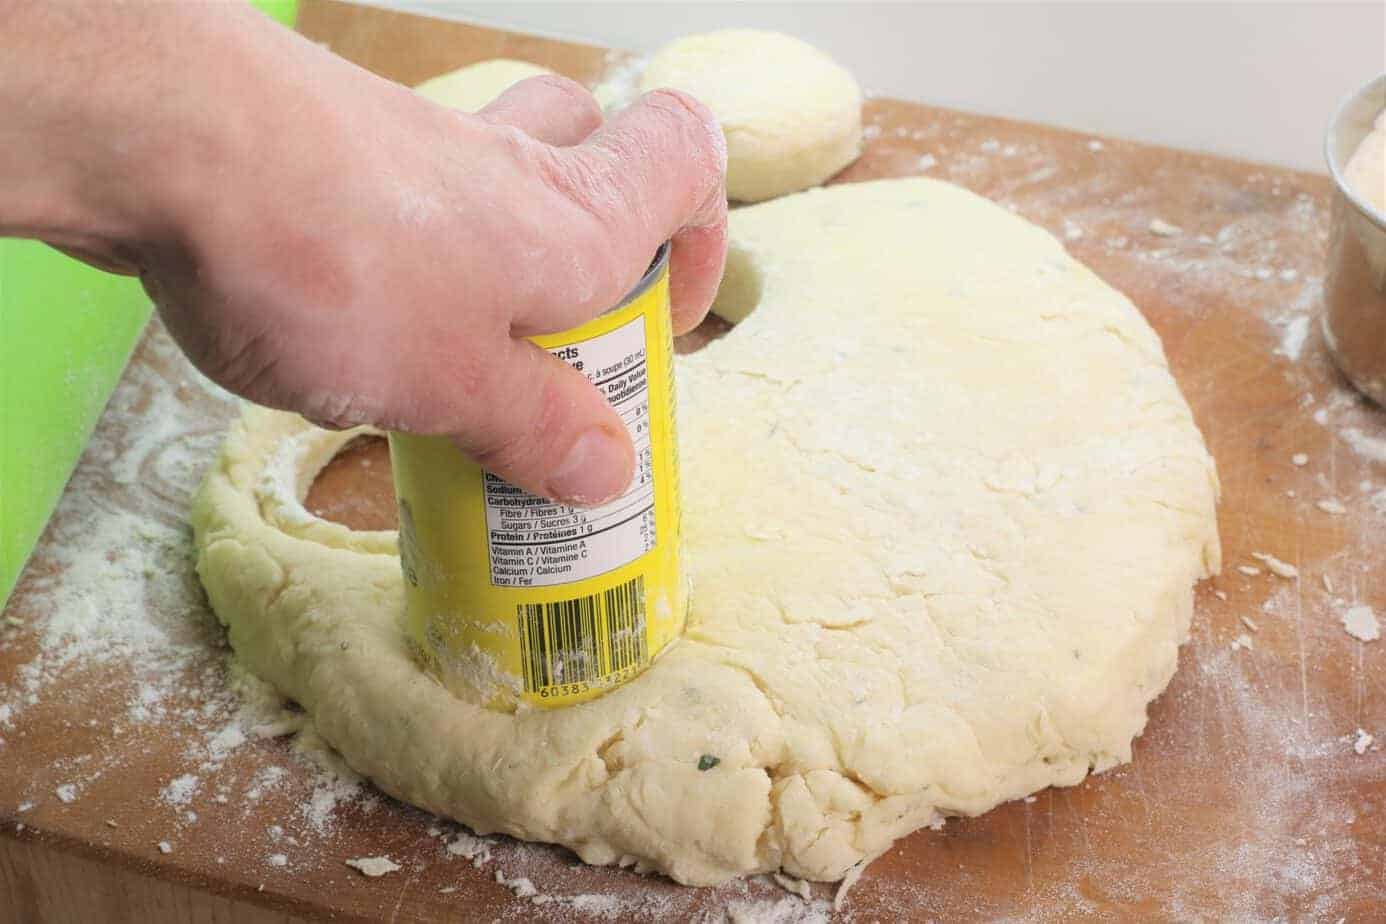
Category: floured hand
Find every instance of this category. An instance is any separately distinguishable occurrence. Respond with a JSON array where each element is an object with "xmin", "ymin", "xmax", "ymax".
[{"xmin": 0, "ymin": 3, "xmax": 727, "ymax": 505}]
